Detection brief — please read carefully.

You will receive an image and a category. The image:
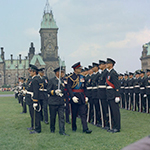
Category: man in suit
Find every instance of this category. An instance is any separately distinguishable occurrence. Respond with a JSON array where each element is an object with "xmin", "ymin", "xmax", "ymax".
[
  {"xmin": 106, "ymin": 58, "xmax": 121, "ymax": 133},
  {"xmin": 47, "ymin": 67, "xmax": 69, "ymax": 136},
  {"xmin": 67, "ymin": 62, "xmax": 92, "ymax": 134}
]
